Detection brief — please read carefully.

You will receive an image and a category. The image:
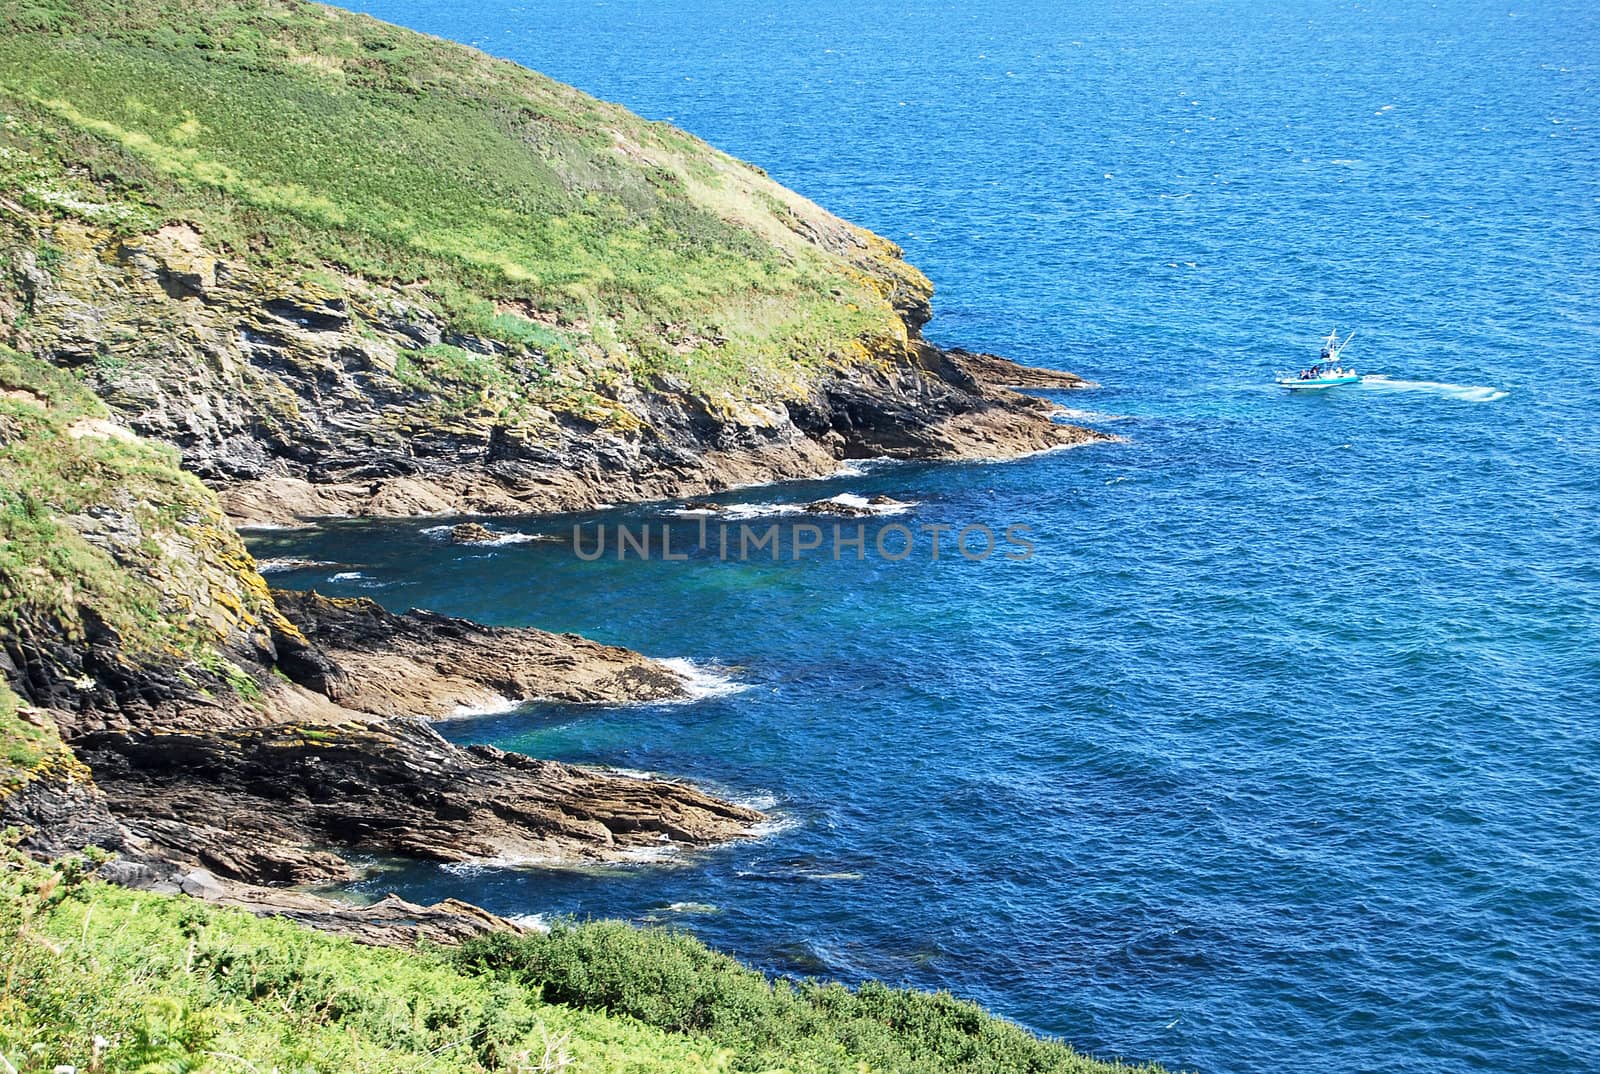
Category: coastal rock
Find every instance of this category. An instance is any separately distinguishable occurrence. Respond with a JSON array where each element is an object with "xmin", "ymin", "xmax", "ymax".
[
  {"xmin": 209, "ymin": 887, "xmax": 527, "ymax": 947},
  {"xmin": 98, "ymin": 854, "xmax": 527, "ymax": 947},
  {"xmin": 5, "ymin": 220, "xmax": 1108, "ymax": 529},
  {"xmin": 803, "ymin": 498, "xmax": 874, "ymax": 518},
  {"xmin": 272, "ymin": 589, "xmax": 689, "ymax": 714},
  {"xmin": 77, "ymin": 716, "xmax": 764, "ymax": 885},
  {"xmin": 450, "ymin": 521, "xmax": 499, "ymax": 544},
  {"xmin": 947, "ymin": 348, "xmax": 1097, "ymax": 390}
]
